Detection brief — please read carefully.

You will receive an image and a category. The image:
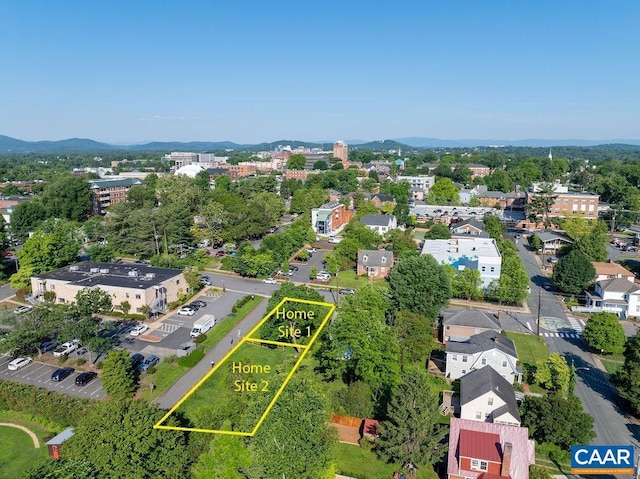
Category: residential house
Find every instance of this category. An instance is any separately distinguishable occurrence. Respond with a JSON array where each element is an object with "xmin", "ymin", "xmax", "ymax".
[
  {"xmin": 311, "ymin": 201, "xmax": 351, "ymax": 236},
  {"xmin": 584, "ymin": 278, "xmax": 640, "ymax": 320},
  {"xmin": 445, "ymin": 330, "xmax": 521, "ymax": 384},
  {"xmin": 356, "ymin": 249, "xmax": 393, "ymax": 279},
  {"xmin": 534, "ymin": 230, "xmax": 574, "ymax": 255},
  {"xmin": 450, "ymin": 218, "xmax": 490, "ymax": 238},
  {"xmin": 359, "ymin": 214, "xmax": 398, "ymax": 235},
  {"xmin": 447, "ymin": 418, "xmax": 535, "ymax": 479},
  {"xmin": 592, "ymin": 262, "xmax": 635, "ymax": 283},
  {"xmin": 370, "ymin": 193, "xmax": 396, "ymax": 209},
  {"xmin": 467, "ymin": 164, "xmax": 491, "ymax": 178},
  {"xmin": 30, "ymin": 262, "xmax": 186, "ymax": 315},
  {"xmin": 441, "ymin": 308, "xmax": 502, "ymax": 344},
  {"xmin": 459, "ymin": 185, "xmax": 487, "ymax": 205},
  {"xmin": 459, "ymin": 367, "xmax": 521, "ymax": 426},
  {"xmin": 422, "ymin": 237, "xmax": 502, "ymax": 288}
]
